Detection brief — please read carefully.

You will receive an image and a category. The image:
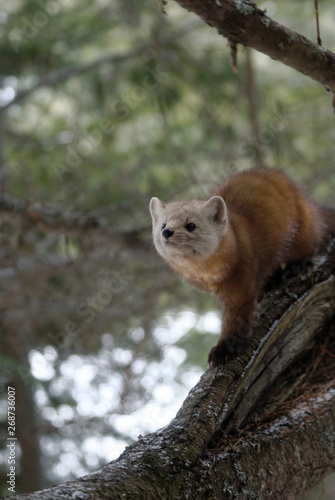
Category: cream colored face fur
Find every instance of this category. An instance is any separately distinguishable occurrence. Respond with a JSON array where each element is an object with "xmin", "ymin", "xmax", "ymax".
[{"xmin": 149, "ymin": 196, "xmax": 228, "ymax": 264}]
